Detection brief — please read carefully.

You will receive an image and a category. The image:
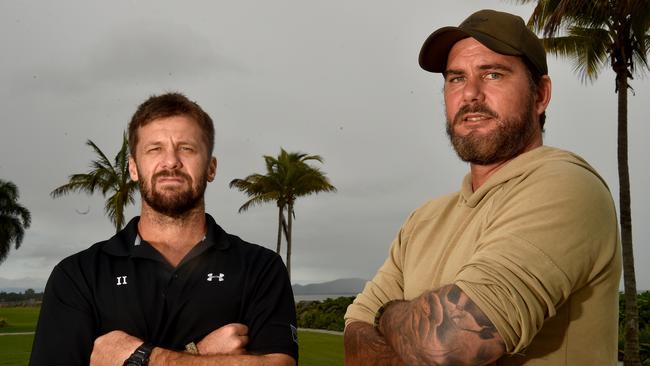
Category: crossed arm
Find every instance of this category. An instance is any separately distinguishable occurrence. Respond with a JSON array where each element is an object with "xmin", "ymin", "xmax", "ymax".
[
  {"xmin": 344, "ymin": 284, "xmax": 505, "ymax": 366},
  {"xmin": 90, "ymin": 323, "xmax": 295, "ymax": 366}
]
